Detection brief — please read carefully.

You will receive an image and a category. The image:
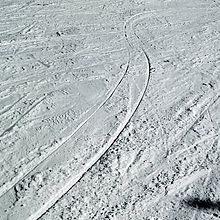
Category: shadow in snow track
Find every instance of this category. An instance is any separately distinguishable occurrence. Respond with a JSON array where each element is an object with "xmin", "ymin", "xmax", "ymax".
[{"xmin": 183, "ymin": 198, "xmax": 220, "ymax": 211}]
